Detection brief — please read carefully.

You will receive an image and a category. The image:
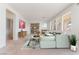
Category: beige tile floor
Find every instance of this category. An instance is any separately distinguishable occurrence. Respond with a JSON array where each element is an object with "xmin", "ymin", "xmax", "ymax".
[{"xmin": 0, "ymin": 39, "xmax": 79, "ymax": 55}]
